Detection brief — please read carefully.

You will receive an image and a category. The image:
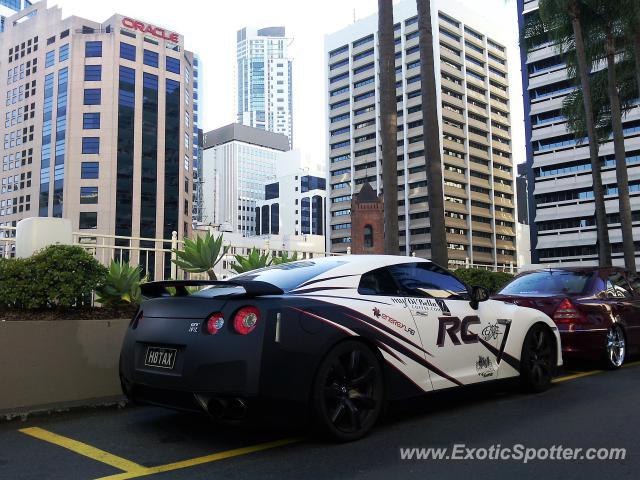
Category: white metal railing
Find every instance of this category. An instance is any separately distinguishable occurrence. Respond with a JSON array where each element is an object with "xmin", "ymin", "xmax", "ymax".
[{"xmin": 2, "ymin": 224, "xmax": 522, "ymax": 279}]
